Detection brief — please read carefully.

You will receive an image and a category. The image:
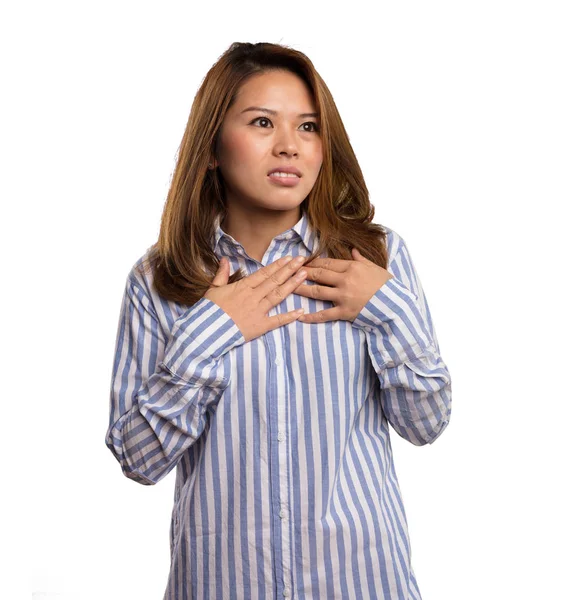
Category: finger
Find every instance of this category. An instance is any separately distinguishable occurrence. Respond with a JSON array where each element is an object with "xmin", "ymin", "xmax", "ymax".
[
  {"xmin": 292, "ymin": 281, "xmax": 336, "ymax": 302},
  {"xmin": 244, "ymin": 255, "xmax": 299, "ymax": 289},
  {"xmin": 304, "ymin": 256, "xmax": 351, "ymax": 272},
  {"xmin": 351, "ymin": 247, "xmax": 372, "ymax": 263},
  {"xmin": 301, "ymin": 265, "xmax": 342, "ymax": 286},
  {"xmin": 259, "ymin": 265, "xmax": 309, "ymax": 311},
  {"xmin": 211, "ymin": 257, "xmax": 229, "ymax": 286},
  {"xmin": 268, "ymin": 268, "xmax": 307, "ymax": 302},
  {"xmin": 297, "ymin": 306, "xmax": 343, "ymax": 324},
  {"xmin": 253, "ymin": 255, "xmax": 307, "ymax": 299},
  {"xmin": 264, "ymin": 306, "xmax": 305, "ymax": 333}
]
